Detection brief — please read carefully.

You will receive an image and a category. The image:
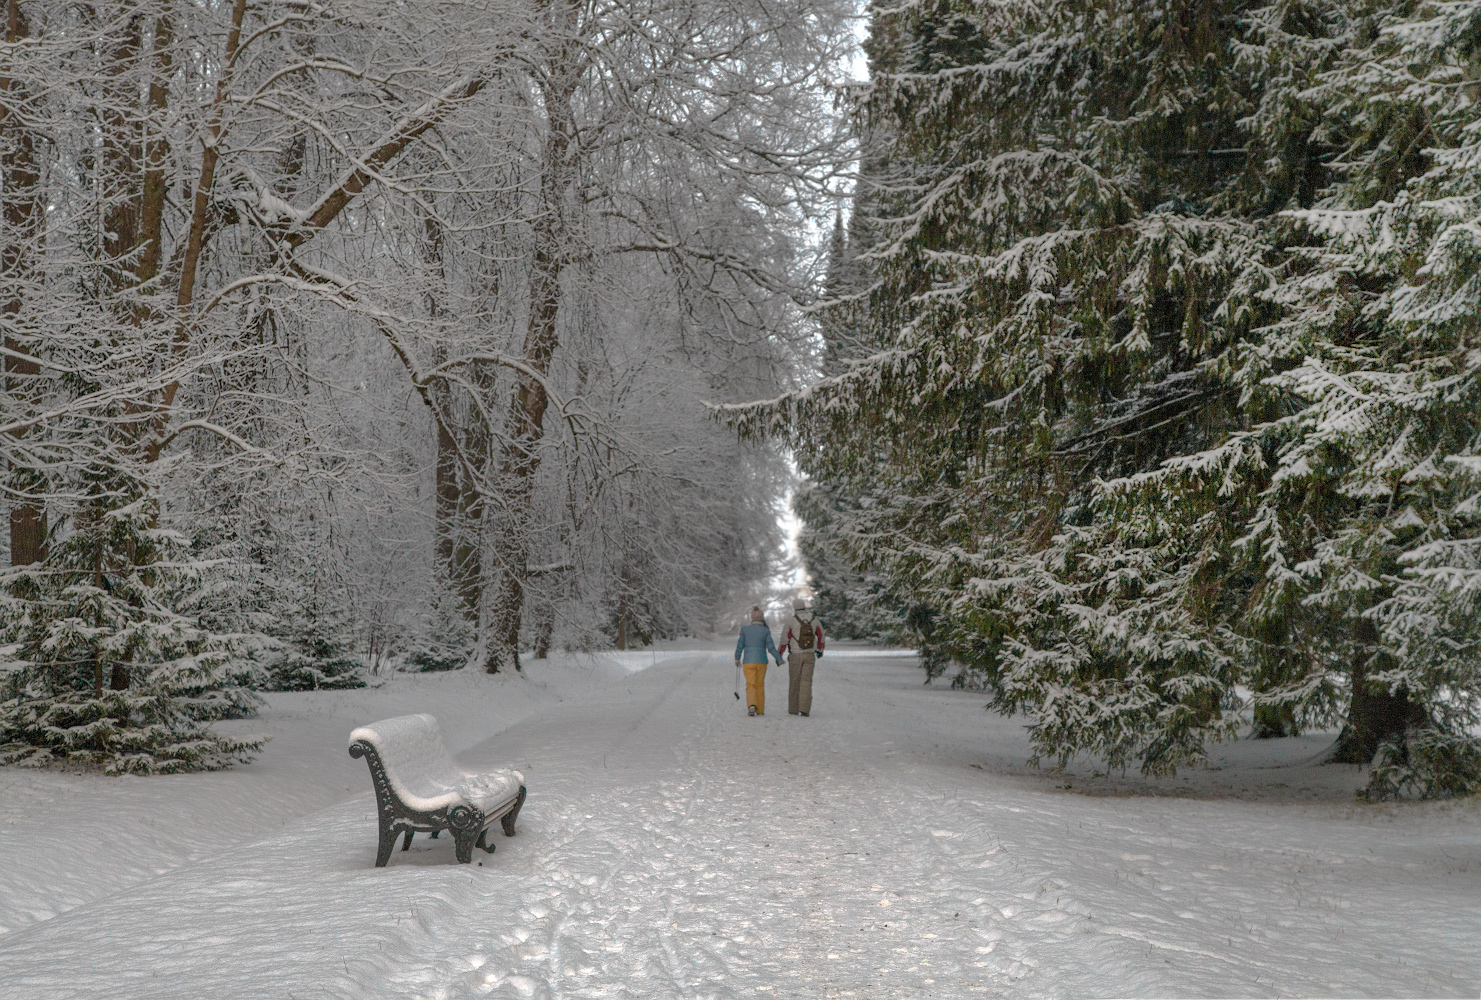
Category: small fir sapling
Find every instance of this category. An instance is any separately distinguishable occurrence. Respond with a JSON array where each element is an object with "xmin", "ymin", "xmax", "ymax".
[{"xmin": 0, "ymin": 486, "xmax": 262, "ymax": 774}]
